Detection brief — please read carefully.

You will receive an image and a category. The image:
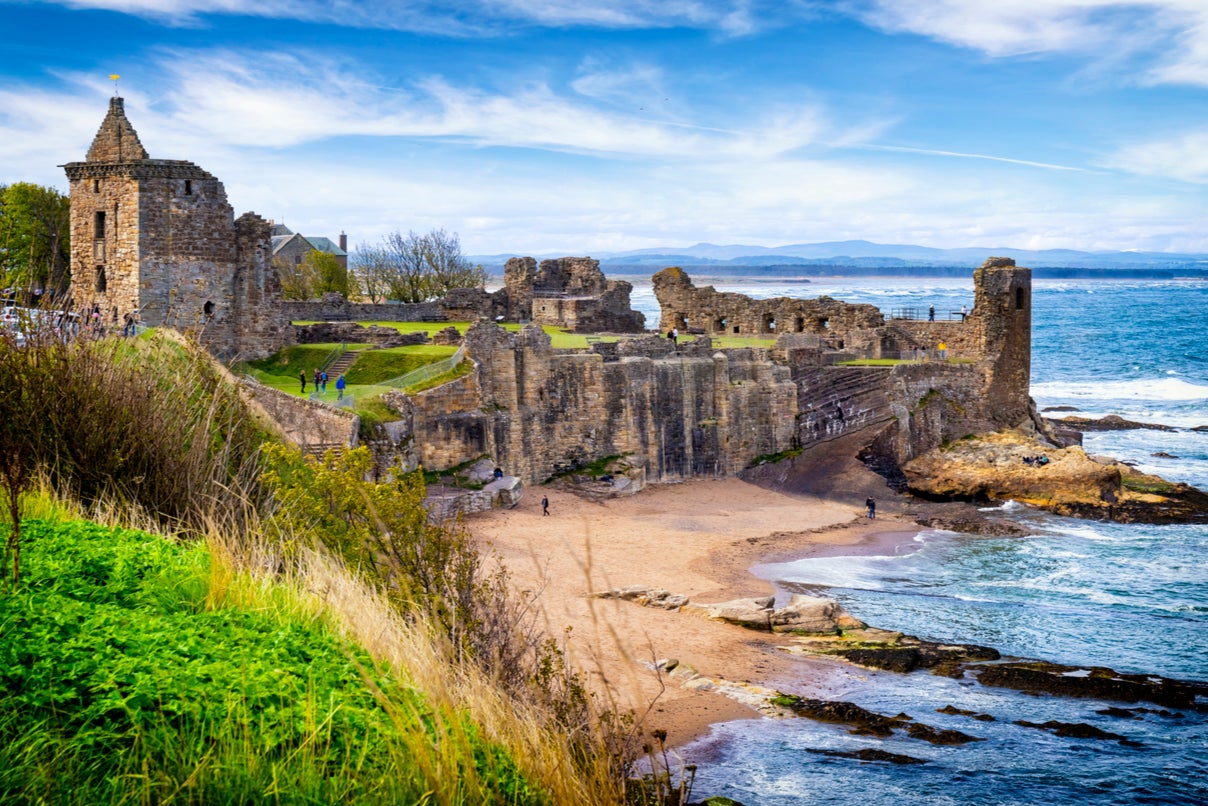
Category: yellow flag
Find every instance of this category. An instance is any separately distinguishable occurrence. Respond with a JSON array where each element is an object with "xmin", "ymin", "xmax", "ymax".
[{"xmin": 109, "ymin": 74, "xmax": 120, "ymax": 80}]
